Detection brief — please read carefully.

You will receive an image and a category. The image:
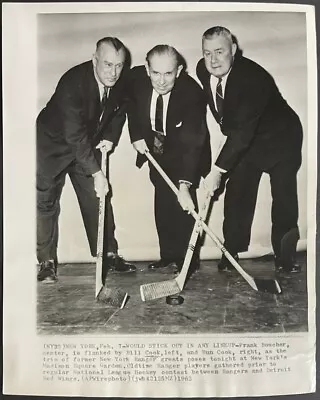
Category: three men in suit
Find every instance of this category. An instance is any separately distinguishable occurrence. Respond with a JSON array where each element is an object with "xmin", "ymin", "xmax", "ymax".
[
  {"xmin": 127, "ymin": 45, "xmax": 210, "ymax": 276},
  {"xmin": 197, "ymin": 26, "xmax": 303, "ymax": 273},
  {"xmin": 37, "ymin": 37, "xmax": 136, "ymax": 283}
]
